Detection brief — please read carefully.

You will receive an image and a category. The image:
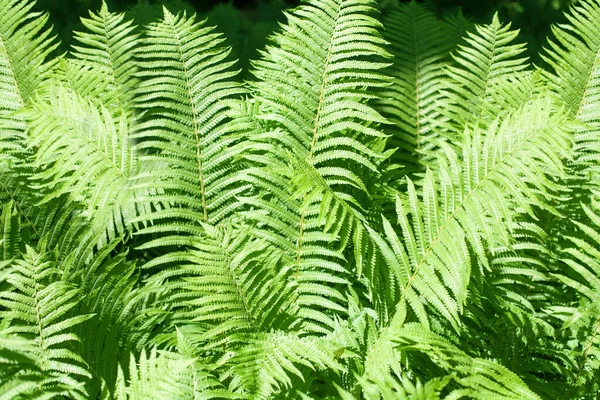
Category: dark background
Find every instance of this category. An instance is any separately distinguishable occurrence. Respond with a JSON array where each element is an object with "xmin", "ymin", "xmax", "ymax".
[{"xmin": 34, "ymin": 0, "xmax": 578, "ymax": 72}]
